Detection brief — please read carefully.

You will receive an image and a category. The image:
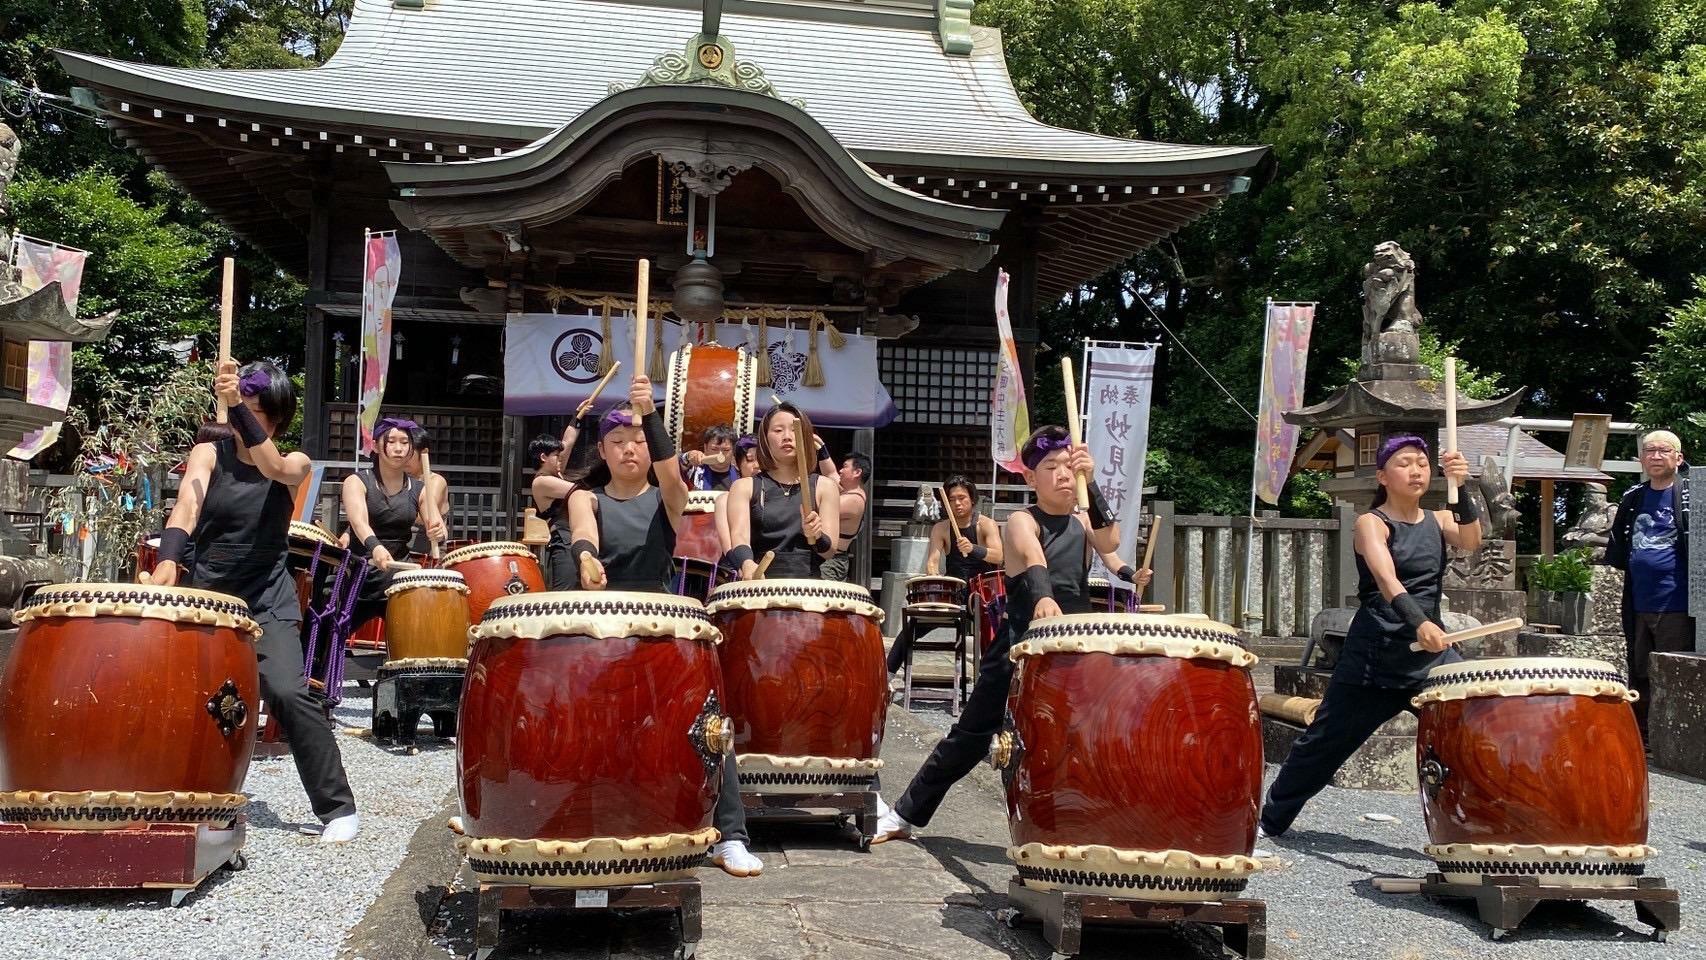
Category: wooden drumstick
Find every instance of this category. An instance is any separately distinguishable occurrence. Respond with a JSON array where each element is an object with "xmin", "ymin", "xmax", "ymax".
[
  {"xmin": 1138, "ymin": 603, "xmax": 1166, "ymax": 613},
  {"xmin": 578, "ymin": 551, "xmax": 603, "ymax": 588},
  {"xmin": 1060, "ymin": 356, "xmax": 1088, "ymax": 510},
  {"xmin": 755, "ymin": 550, "xmax": 776, "ymax": 579},
  {"xmin": 633, "ymin": 259, "xmax": 649, "ymax": 387},
  {"xmin": 216, "ymin": 256, "xmax": 235, "ymax": 424},
  {"xmin": 793, "ymin": 419, "xmax": 816, "ymax": 517},
  {"xmin": 1445, "ymin": 356, "xmax": 1459, "ymax": 505},
  {"xmin": 1138, "ymin": 514, "xmax": 1161, "ymax": 600},
  {"xmin": 576, "ymin": 360, "xmax": 622, "ymax": 419},
  {"xmin": 420, "ymin": 450, "xmax": 441, "ymax": 561},
  {"xmin": 701, "ymin": 451, "xmax": 729, "ymax": 469},
  {"xmin": 1408, "ymin": 617, "xmax": 1524, "ymax": 653}
]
